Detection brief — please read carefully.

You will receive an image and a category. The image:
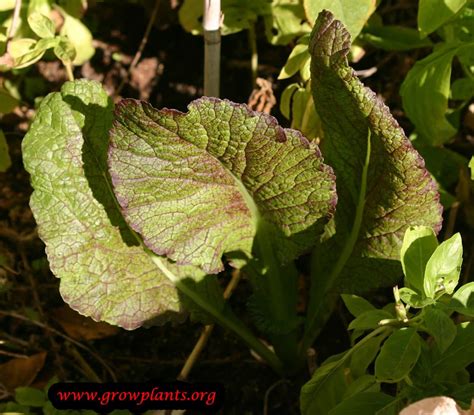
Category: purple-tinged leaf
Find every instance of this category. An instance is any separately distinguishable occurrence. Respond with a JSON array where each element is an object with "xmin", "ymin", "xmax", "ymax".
[
  {"xmin": 109, "ymin": 98, "xmax": 337, "ymax": 273},
  {"xmin": 309, "ymin": 10, "xmax": 442, "ymax": 292},
  {"xmin": 22, "ymin": 80, "xmax": 199, "ymax": 330}
]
